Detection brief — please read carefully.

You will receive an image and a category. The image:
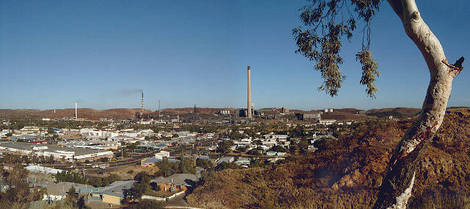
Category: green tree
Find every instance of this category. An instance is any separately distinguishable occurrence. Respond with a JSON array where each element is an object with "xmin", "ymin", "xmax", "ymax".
[
  {"xmin": 246, "ymin": 149, "xmax": 261, "ymax": 156},
  {"xmin": 134, "ymin": 171, "xmax": 151, "ymax": 184},
  {"xmin": 2, "ymin": 164, "xmax": 41, "ymax": 205},
  {"xmin": 47, "ymin": 155, "xmax": 54, "ymax": 164},
  {"xmin": 126, "ymin": 199, "xmax": 165, "ymax": 209},
  {"xmin": 294, "ymin": 0, "xmax": 465, "ymax": 208},
  {"xmin": 196, "ymin": 159, "xmax": 213, "ymax": 169},
  {"xmin": 77, "ymin": 196, "xmax": 90, "ymax": 209},
  {"xmin": 269, "ymin": 145, "xmax": 287, "ymax": 153},
  {"xmin": 217, "ymin": 140, "xmax": 234, "ymax": 154},
  {"xmin": 67, "ymin": 186, "xmax": 78, "ymax": 201},
  {"xmin": 127, "ymin": 182, "xmax": 149, "ymax": 201},
  {"xmin": 156, "ymin": 157, "xmax": 174, "ymax": 177},
  {"xmin": 179, "ymin": 157, "xmax": 196, "ymax": 174}
]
